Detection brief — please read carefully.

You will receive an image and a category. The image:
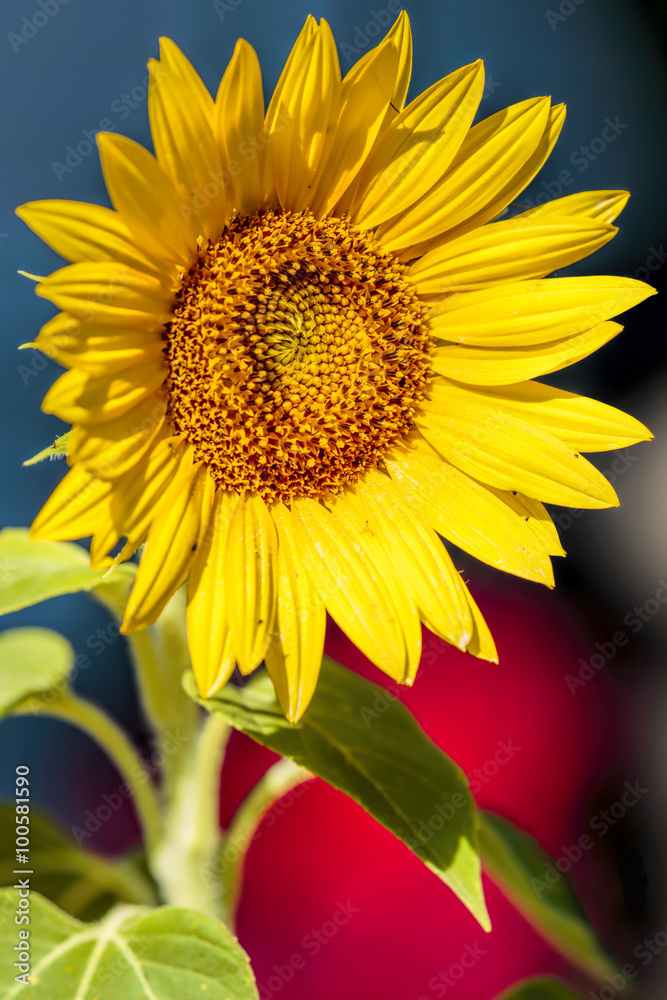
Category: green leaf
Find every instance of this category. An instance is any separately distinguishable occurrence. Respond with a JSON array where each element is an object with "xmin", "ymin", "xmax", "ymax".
[
  {"xmin": 185, "ymin": 659, "xmax": 490, "ymax": 931},
  {"xmin": 23, "ymin": 432, "xmax": 70, "ymax": 467},
  {"xmin": 479, "ymin": 811, "xmax": 616, "ymax": 980},
  {"xmin": 0, "ymin": 804, "xmax": 157, "ymax": 920},
  {"xmin": 0, "ymin": 890, "xmax": 259, "ymax": 999},
  {"xmin": 0, "ymin": 629, "xmax": 73, "ymax": 716},
  {"xmin": 0, "ymin": 528, "xmax": 134, "ymax": 616},
  {"xmin": 494, "ymin": 976, "xmax": 584, "ymax": 999}
]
